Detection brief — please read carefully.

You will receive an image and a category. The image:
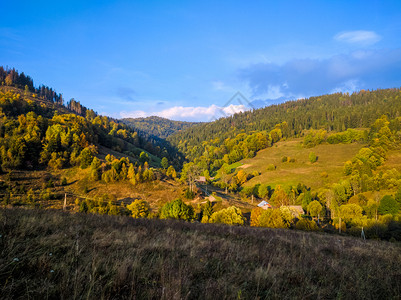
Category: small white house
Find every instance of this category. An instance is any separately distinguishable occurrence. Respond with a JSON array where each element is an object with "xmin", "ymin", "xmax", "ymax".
[{"xmin": 257, "ymin": 200, "xmax": 272, "ymax": 210}]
